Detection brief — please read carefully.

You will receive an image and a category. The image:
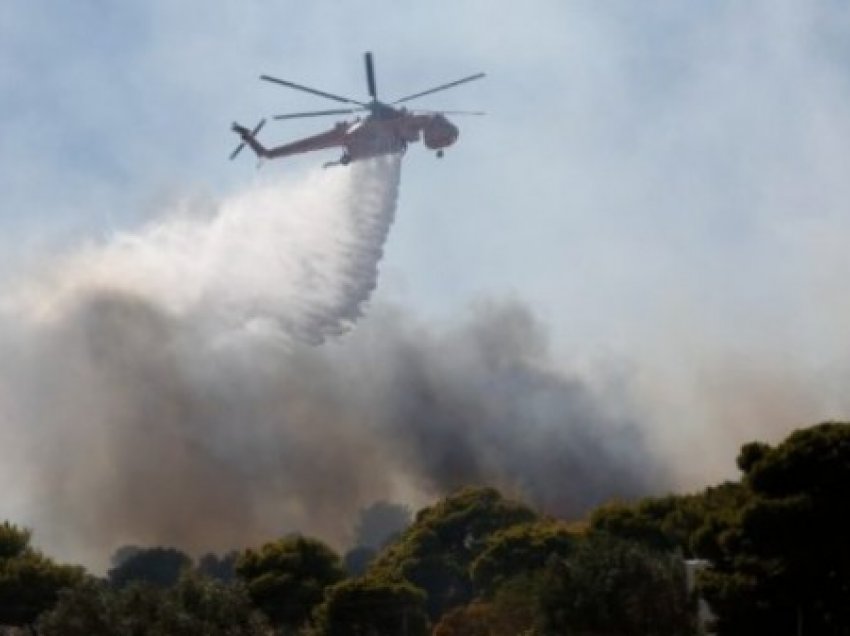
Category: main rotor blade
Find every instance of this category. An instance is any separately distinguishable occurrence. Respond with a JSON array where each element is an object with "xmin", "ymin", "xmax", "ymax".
[
  {"xmin": 365, "ymin": 51, "xmax": 377, "ymax": 99},
  {"xmin": 414, "ymin": 109, "xmax": 486, "ymax": 116},
  {"xmin": 392, "ymin": 72, "xmax": 486, "ymax": 105},
  {"xmin": 274, "ymin": 108, "xmax": 364, "ymax": 120},
  {"xmin": 260, "ymin": 74, "xmax": 366, "ymax": 106}
]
